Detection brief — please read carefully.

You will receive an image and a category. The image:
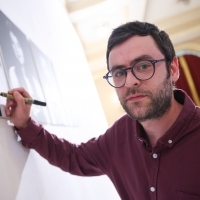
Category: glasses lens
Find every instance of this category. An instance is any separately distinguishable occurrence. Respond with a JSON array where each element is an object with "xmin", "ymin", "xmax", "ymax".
[
  {"xmin": 133, "ymin": 61, "xmax": 154, "ymax": 80},
  {"xmin": 107, "ymin": 69, "xmax": 126, "ymax": 88}
]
